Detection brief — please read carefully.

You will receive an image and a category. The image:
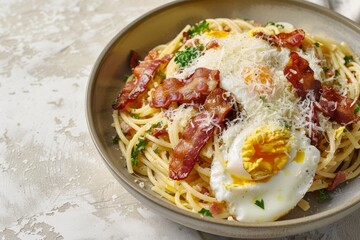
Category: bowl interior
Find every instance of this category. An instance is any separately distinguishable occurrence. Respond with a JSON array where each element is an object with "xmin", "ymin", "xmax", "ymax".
[{"xmin": 86, "ymin": 0, "xmax": 360, "ymax": 237}]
